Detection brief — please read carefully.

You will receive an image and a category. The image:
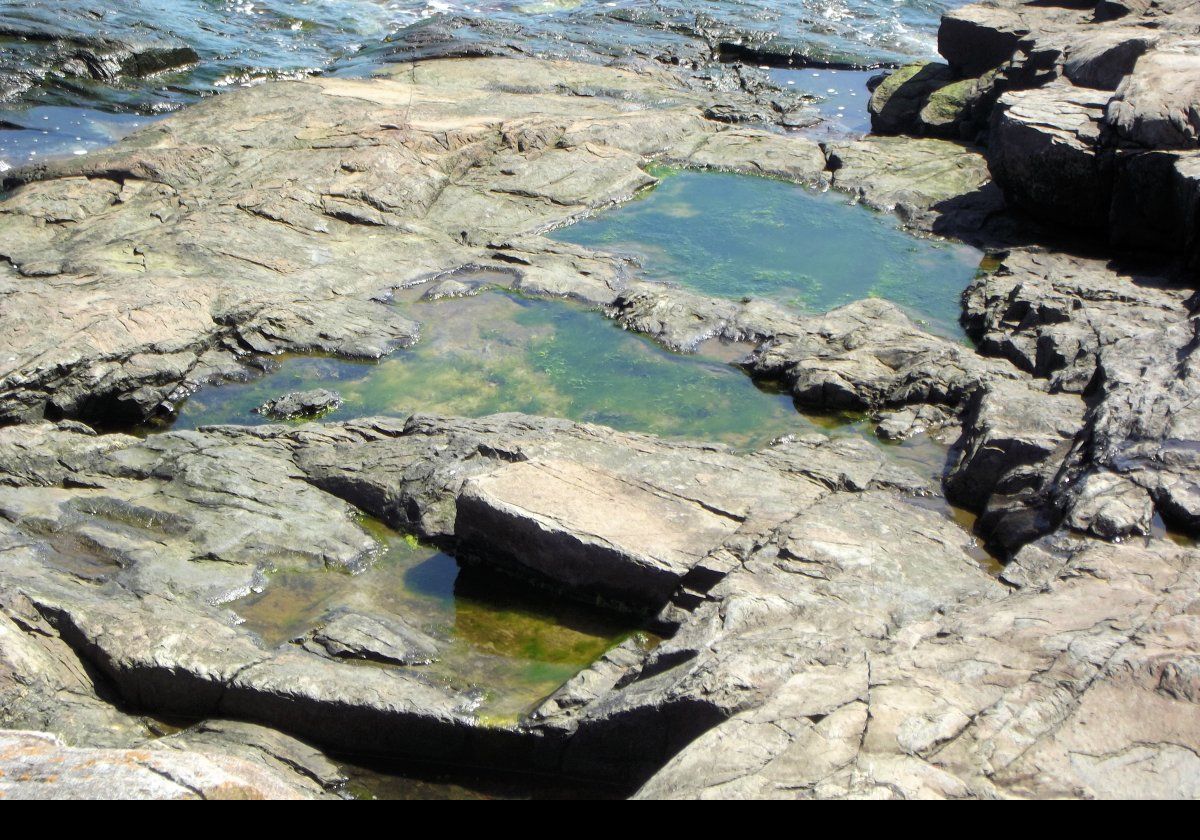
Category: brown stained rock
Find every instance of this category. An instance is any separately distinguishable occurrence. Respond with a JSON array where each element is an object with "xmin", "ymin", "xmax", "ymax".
[{"xmin": 0, "ymin": 730, "xmax": 327, "ymax": 800}]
